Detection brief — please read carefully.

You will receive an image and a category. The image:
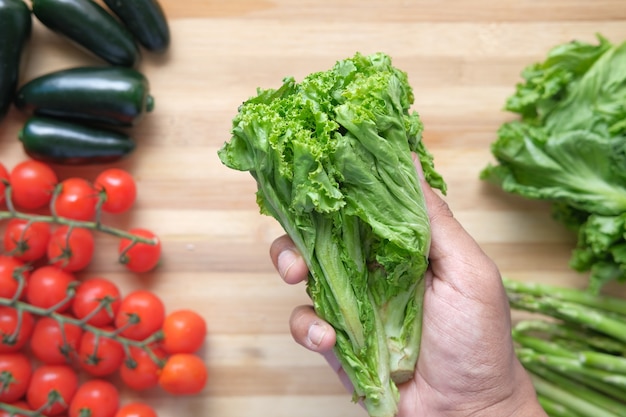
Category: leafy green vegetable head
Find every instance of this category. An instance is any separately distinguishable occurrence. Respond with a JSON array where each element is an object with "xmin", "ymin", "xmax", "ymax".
[
  {"xmin": 219, "ymin": 52, "xmax": 445, "ymax": 417},
  {"xmin": 481, "ymin": 34, "xmax": 626, "ymax": 291}
]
